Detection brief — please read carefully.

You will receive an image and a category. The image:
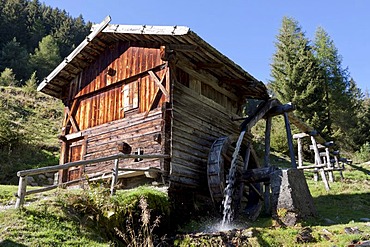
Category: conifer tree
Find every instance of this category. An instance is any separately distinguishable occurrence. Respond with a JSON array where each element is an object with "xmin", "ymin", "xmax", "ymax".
[
  {"xmin": 269, "ymin": 17, "xmax": 327, "ymax": 134},
  {"xmin": 0, "ymin": 37, "xmax": 30, "ymax": 82},
  {"xmin": 313, "ymin": 27, "xmax": 353, "ymax": 136},
  {"xmin": 29, "ymin": 35, "xmax": 61, "ymax": 80}
]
